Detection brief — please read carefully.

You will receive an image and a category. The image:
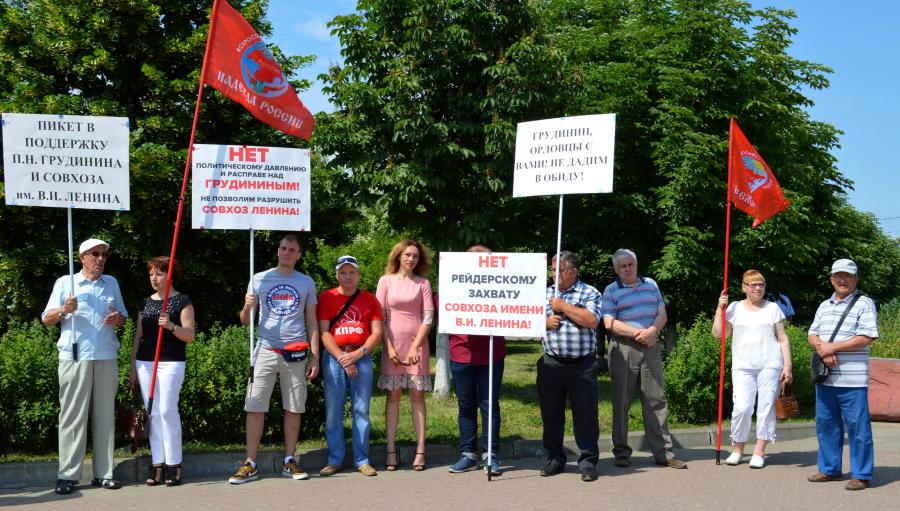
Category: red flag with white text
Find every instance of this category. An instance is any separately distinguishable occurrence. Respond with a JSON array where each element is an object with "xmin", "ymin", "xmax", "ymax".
[
  {"xmin": 203, "ymin": 0, "xmax": 314, "ymax": 139},
  {"xmin": 728, "ymin": 118, "xmax": 789, "ymax": 227}
]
